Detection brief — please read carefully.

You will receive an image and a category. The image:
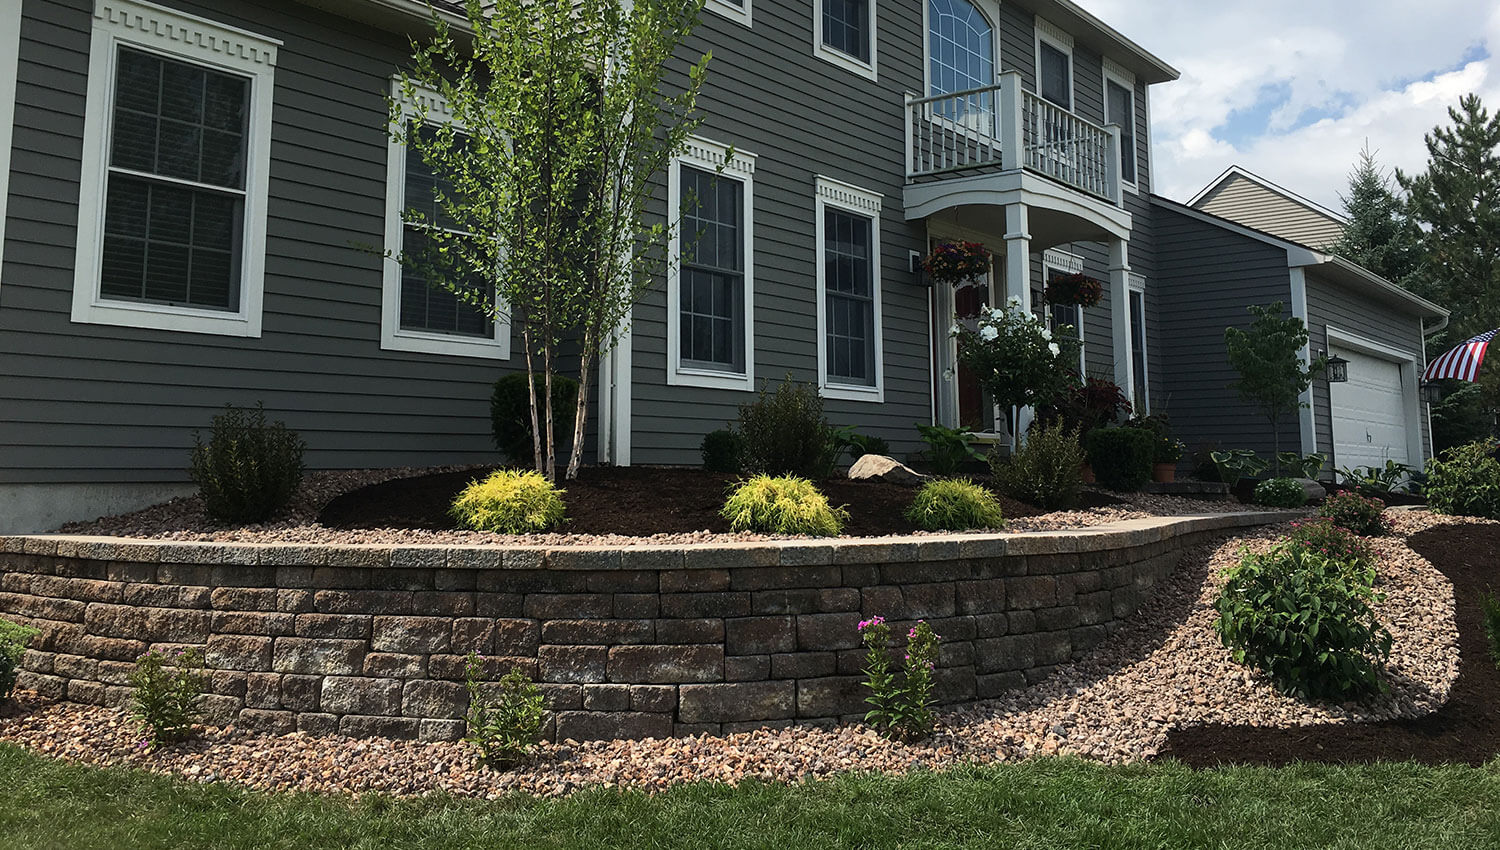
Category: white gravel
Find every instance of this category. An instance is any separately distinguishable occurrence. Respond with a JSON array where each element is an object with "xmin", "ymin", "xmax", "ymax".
[{"xmin": 0, "ymin": 509, "xmax": 1464, "ymax": 798}]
